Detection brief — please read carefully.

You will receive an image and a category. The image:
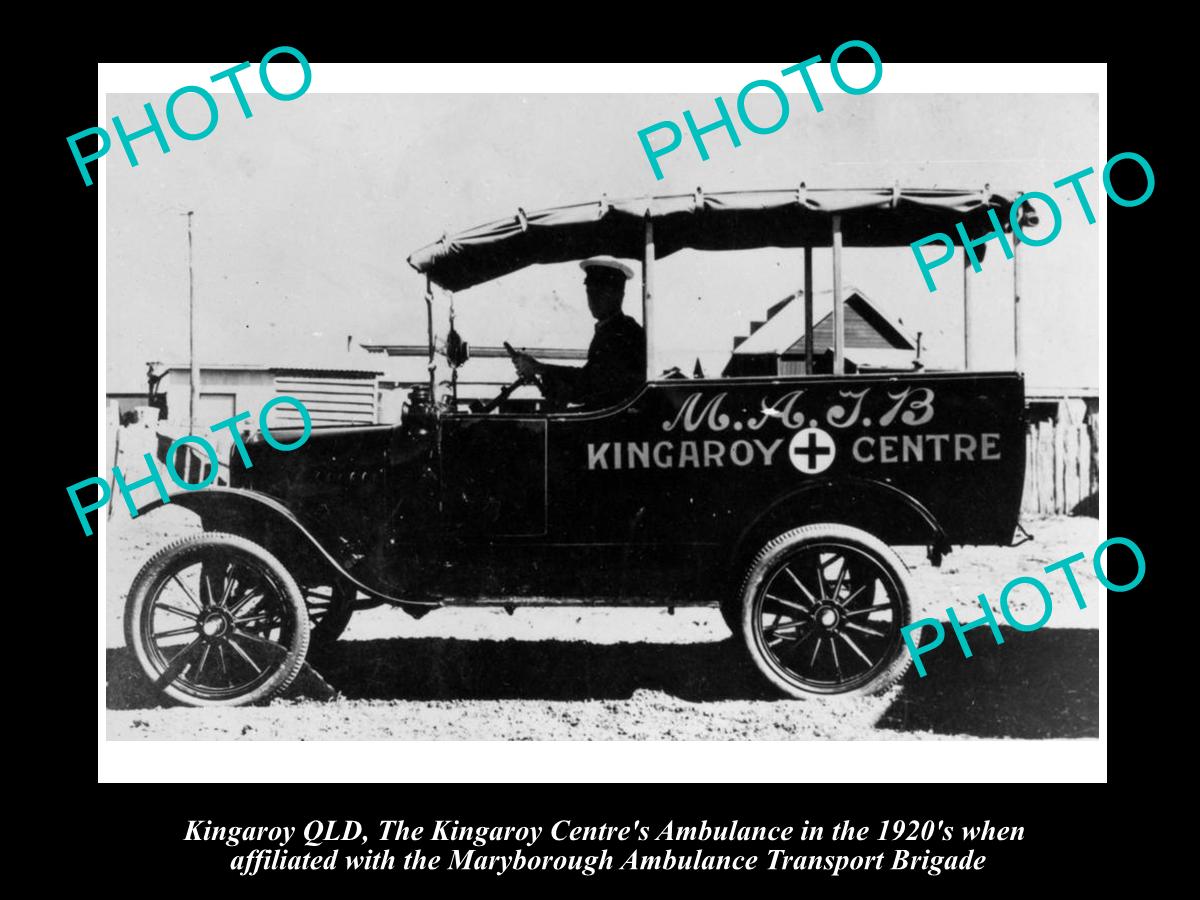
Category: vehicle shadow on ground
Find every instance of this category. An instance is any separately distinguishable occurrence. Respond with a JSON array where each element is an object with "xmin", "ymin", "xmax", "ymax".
[
  {"xmin": 874, "ymin": 626, "xmax": 1099, "ymax": 738},
  {"xmin": 106, "ymin": 626, "xmax": 1098, "ymax": 738}
]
